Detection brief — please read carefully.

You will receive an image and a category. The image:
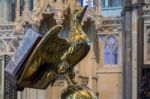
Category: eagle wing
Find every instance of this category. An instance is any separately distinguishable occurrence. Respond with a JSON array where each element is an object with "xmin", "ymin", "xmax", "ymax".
[{"xmin": 18, "ymin": 25, "xmax": 69, "ymax": 89}]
